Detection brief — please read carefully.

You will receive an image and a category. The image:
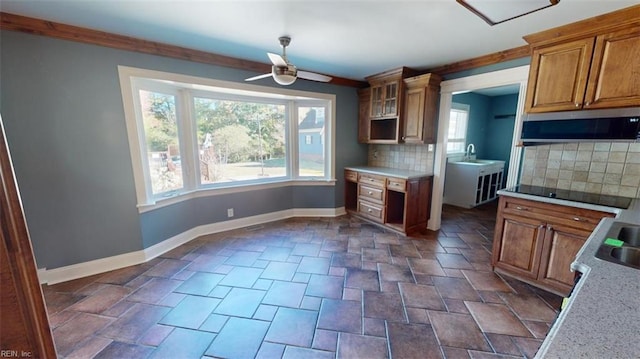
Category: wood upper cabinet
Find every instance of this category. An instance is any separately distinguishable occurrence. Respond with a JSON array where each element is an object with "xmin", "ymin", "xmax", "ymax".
[
  {"xmin": 402, "ymin": 73, "xmax": 442, "ymax": 144},
  {"xmin": 492, "ymin": 196, "xmax": 615, "ymax": 296},
  {"xmin": 584, "ymin": 27, "xmax": 640, "ymax": 109},
  {"xmin": 370, "ymin": 80, "xmax": 400, "ymax": 118},
  {"xmin": 357, "ymin": 88, "xmax": 370, "ymax": 143},
  {"xmin": 524, "ymin": 11, "xmax": 640, "ymax": 113},
  {"xmin": 525, "ymin": 38, "xmax": 595, "ymax": 112},
  {"xmin": 364, "ymin": 67, "xmax": 417, "ymax": 144}
]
